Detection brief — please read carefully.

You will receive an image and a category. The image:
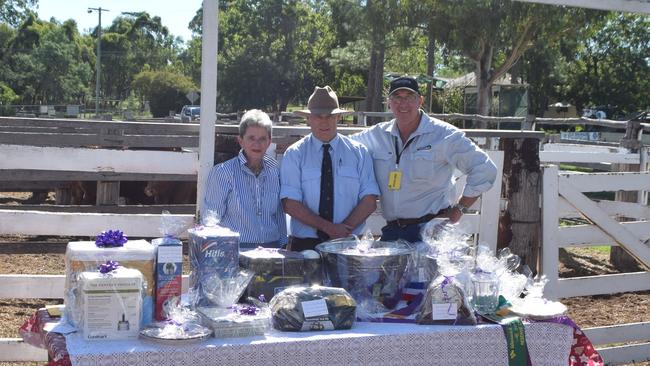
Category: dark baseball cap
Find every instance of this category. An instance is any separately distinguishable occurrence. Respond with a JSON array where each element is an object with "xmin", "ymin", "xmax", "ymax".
[{"xmin": 389, "ymin": 76, "xmax": 420, "ymax": 96}]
